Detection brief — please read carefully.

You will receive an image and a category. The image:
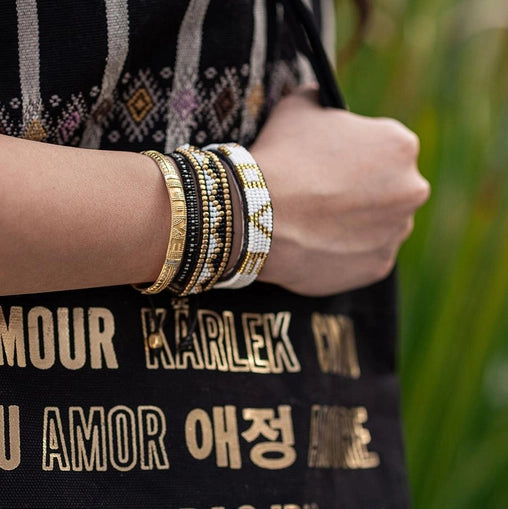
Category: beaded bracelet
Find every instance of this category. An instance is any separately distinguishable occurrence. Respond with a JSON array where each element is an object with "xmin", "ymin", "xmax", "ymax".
[
  {"xmin": 132, "ymin": 150, "xmax": 187, "ymax": 294},
  {"xmin": 201, "ymin": 149, "xmax": 233, "ymax": 292},
  {"xmin": 205, "ymin": 142, "xmax": 273, "ymax": 289},
  {"xmin": 174, "ymin": 145, "xmax": 212, "ymax": 296},
  {"xmin": 167, "ymin": 151, "xmax": 202, "ymax": 294},
  {"xmin": 207, "ymin": 147, "xmax": 246, "ymax": 280},
  {"xmin": 175, "ymin": 145, "xmax": 232, "ymax": 294},
  {"xmin": 133, "ymin": 142, "xmax": 269, "ymax": 297}
]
